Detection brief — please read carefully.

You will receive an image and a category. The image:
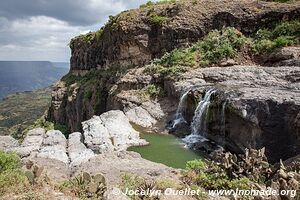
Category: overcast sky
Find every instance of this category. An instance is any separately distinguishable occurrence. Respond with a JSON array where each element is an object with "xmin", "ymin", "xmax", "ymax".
[{"xmin": 0, "ymin": 0, "xmax": 149, "ymax": 62}]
